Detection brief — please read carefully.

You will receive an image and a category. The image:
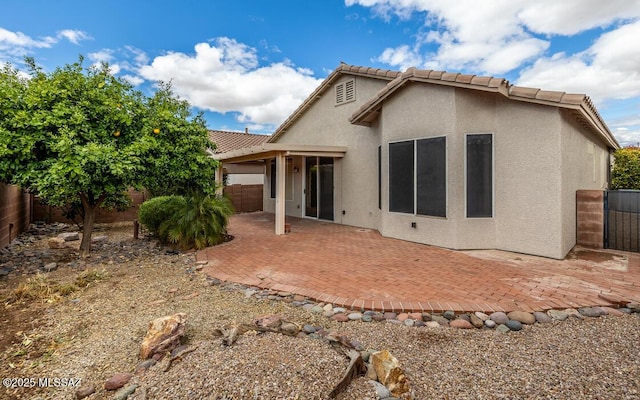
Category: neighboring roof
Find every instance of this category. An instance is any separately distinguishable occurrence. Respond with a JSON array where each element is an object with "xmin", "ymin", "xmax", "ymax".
[
  {"xmin": 208, "ymin": 130, "xmax": 271, "ymax": 153},
  {"xmin": 349, "ymin": 67, "xmax": 619, "ymax": 149},
  {"xmin": 268, "ymin": 64, "xmax": 400, "ymax": 143}
]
